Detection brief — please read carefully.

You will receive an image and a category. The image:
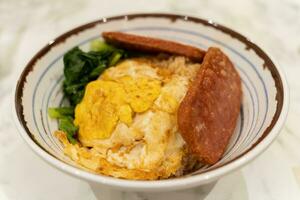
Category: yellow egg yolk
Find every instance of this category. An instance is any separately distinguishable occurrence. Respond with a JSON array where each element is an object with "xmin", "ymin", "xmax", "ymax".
[{"xmin": 74, "ymin": 76, "xmax": 161, "ymax": 141}]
